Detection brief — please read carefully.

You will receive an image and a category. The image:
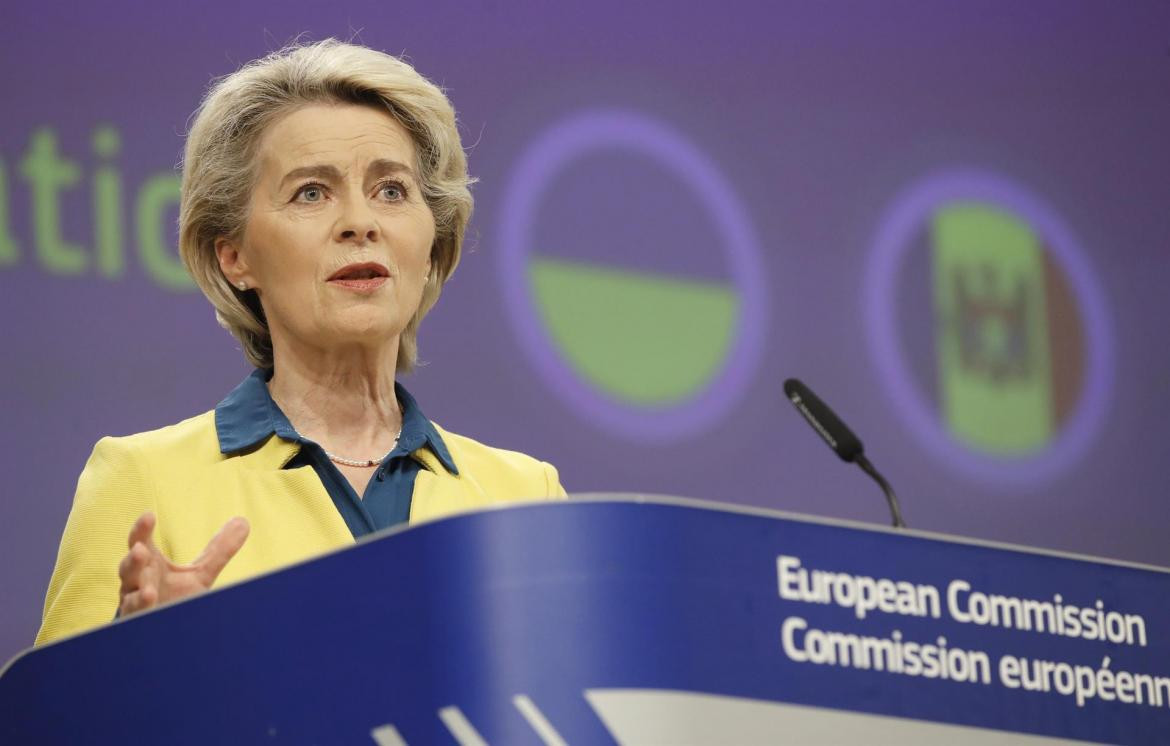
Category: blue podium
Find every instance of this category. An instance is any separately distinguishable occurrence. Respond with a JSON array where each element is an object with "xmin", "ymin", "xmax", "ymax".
[{"xmin": 3, "ymin": 496, "xmax": 1168, "ymax": 744}]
